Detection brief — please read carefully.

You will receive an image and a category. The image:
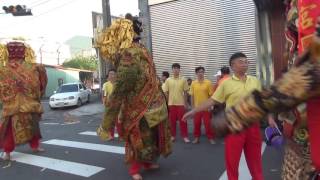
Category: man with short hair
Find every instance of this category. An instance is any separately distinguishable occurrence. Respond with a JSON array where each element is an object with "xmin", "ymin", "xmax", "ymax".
[
  {"xmin": 163, "ymin": 63, "xmax": 190, "ymax": 143},
  {"xmin": 183, "ymin": 52, "xmax": 264, "ymax": 180},
  {"xmin": 213, "ymin": 66, "xmax": 231, "ymax": 92},
  {"xmin": 161, "ymin": 71, "xmax": 170, "ymax": 84},
  {"xmin": 161, "ymin": 71, "xmax": 170, "ymax": 92},
  {"xmin": 102, "ymin": 69, "xmax": 116, "ymax": 104},
  {"xmin": 210, "ymin": 16, "xmax": 320, "ymax": 180},
  {"xmin": 186, "ymin": 78, "xmax": 192, "ymax": 109},
  {"xmin": 219, "ymin": 66, "xmax": 230, "ymax": 84},
  {"xmin": 101, "ymin": 69, "xmax": 121, "ymax": 140},
  {"xmin": 189, "ymin": 66, "xmax": 215, "ymax": 144}
]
